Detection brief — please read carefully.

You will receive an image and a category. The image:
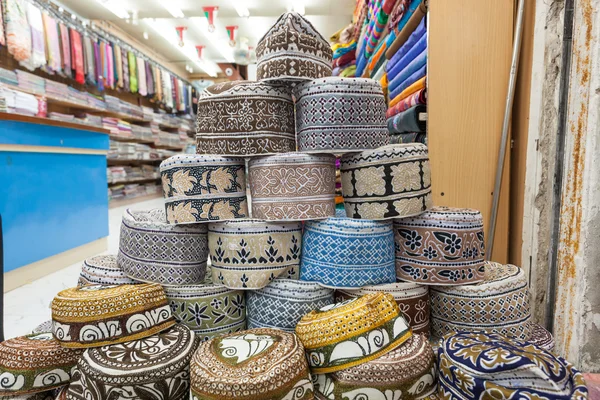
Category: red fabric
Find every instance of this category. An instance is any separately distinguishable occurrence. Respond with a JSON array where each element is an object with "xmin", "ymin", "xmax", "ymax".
[
  {"xmin": 386, "ymin": 88, "xmax": 427, "ymax": 118},
  {"xmin": 70, "ymin": 28, "xmax": 84, "ymax": 84},
  {"xmin": 334, "ymin": 51, "xmax": 356, "ymax": 68}
]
